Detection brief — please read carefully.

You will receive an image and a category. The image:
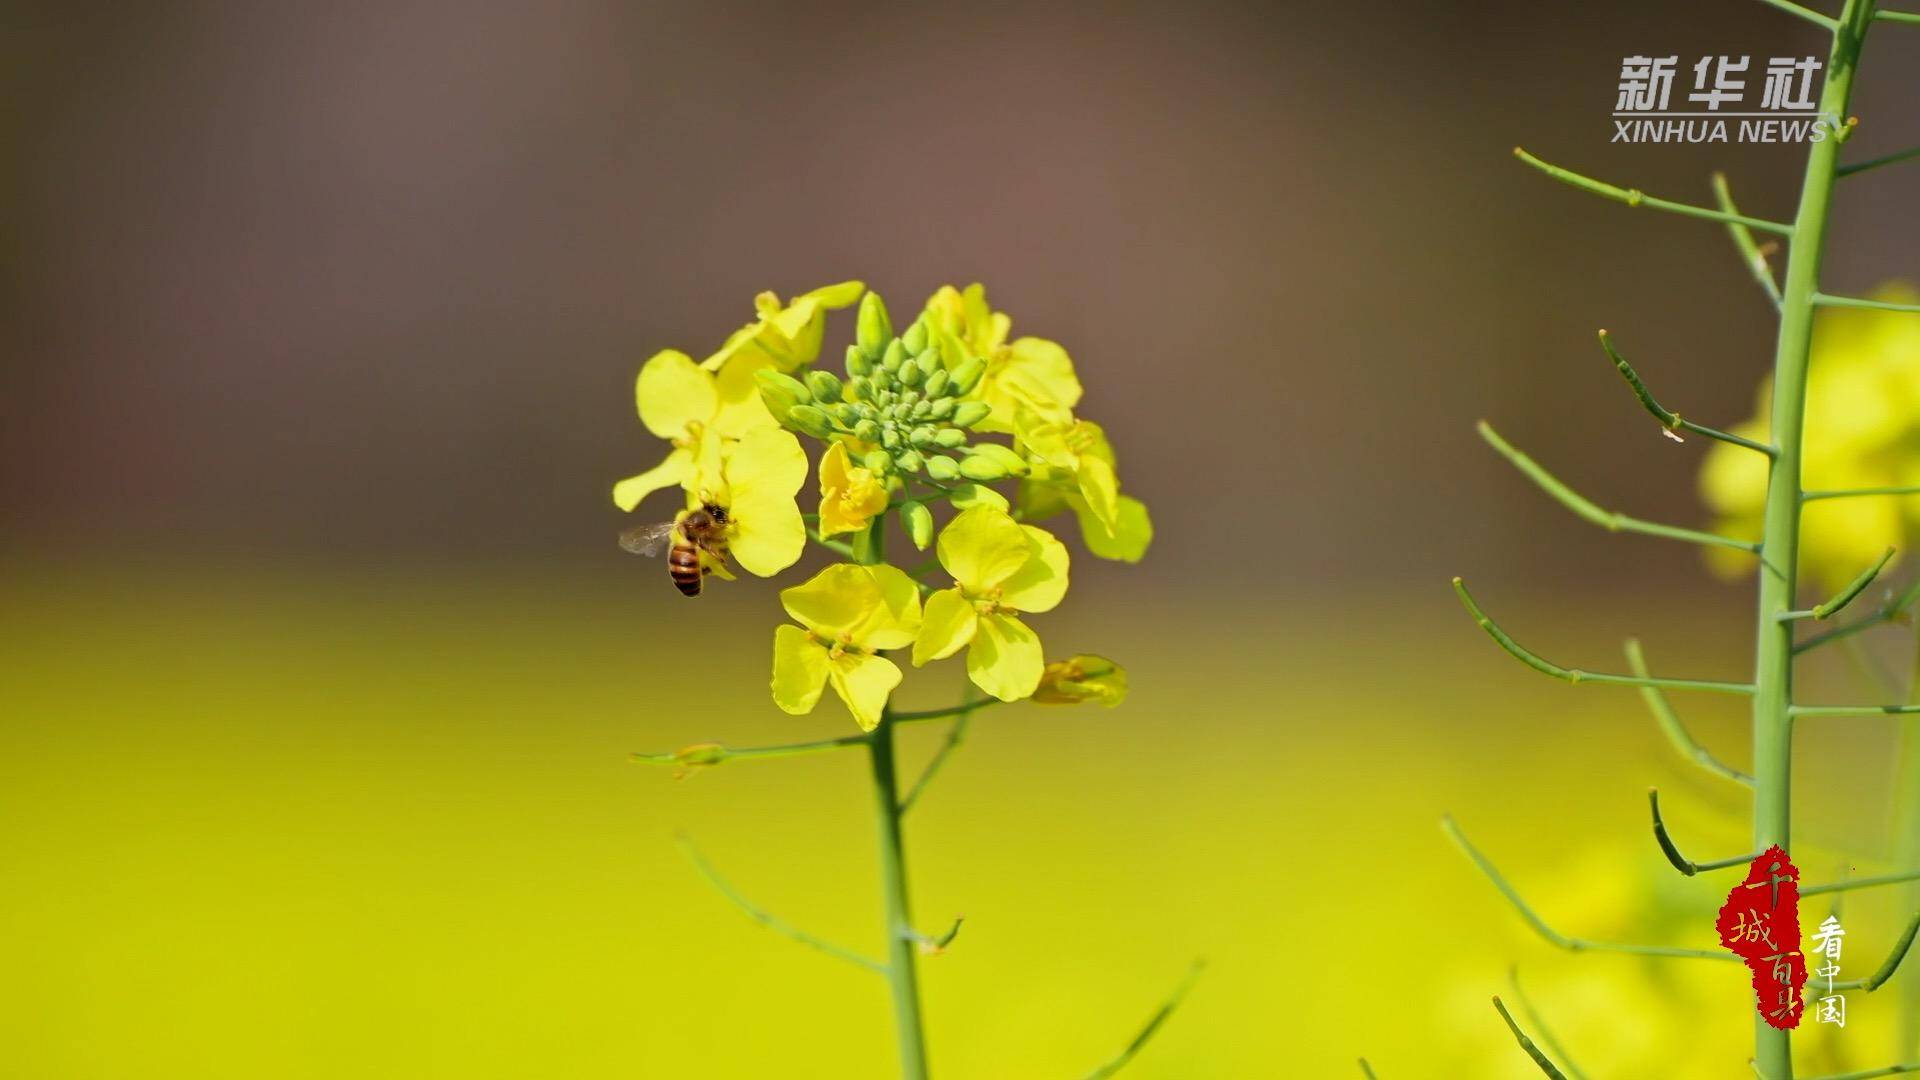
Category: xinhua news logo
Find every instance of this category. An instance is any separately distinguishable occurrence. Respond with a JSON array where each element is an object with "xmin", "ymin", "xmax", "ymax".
[{"xmin": 1614, "ymin": 55, "xmax": 1840, "ymax": 143}]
